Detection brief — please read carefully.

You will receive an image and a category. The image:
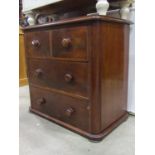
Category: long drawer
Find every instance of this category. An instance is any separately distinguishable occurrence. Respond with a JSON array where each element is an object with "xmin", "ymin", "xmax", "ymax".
[
  {"xmin": 30, "ymin": 86, "xmax": 90, "ymax": 131},
  {"xmin": 27, "ymin": 59, "xmax": 89, "ymax": 97}
]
